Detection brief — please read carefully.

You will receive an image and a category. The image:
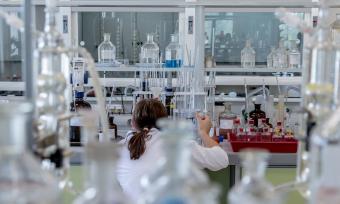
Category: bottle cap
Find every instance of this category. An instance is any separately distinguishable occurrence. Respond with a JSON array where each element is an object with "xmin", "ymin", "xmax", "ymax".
[{"xmin": 218, "ymin": 135, "xmax": 224, "ymax": 143}]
